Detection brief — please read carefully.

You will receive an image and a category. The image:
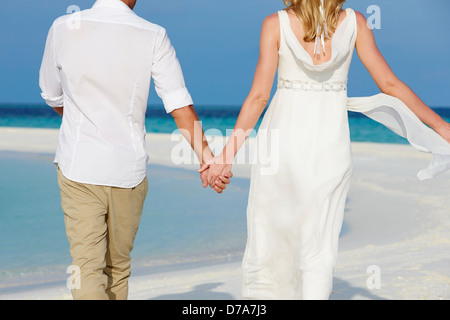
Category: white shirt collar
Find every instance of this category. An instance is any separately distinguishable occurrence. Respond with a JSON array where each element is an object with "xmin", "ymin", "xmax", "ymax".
[{"xmin": 92, "ymin": 0, "xmax": 135, "ymax": 14}]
